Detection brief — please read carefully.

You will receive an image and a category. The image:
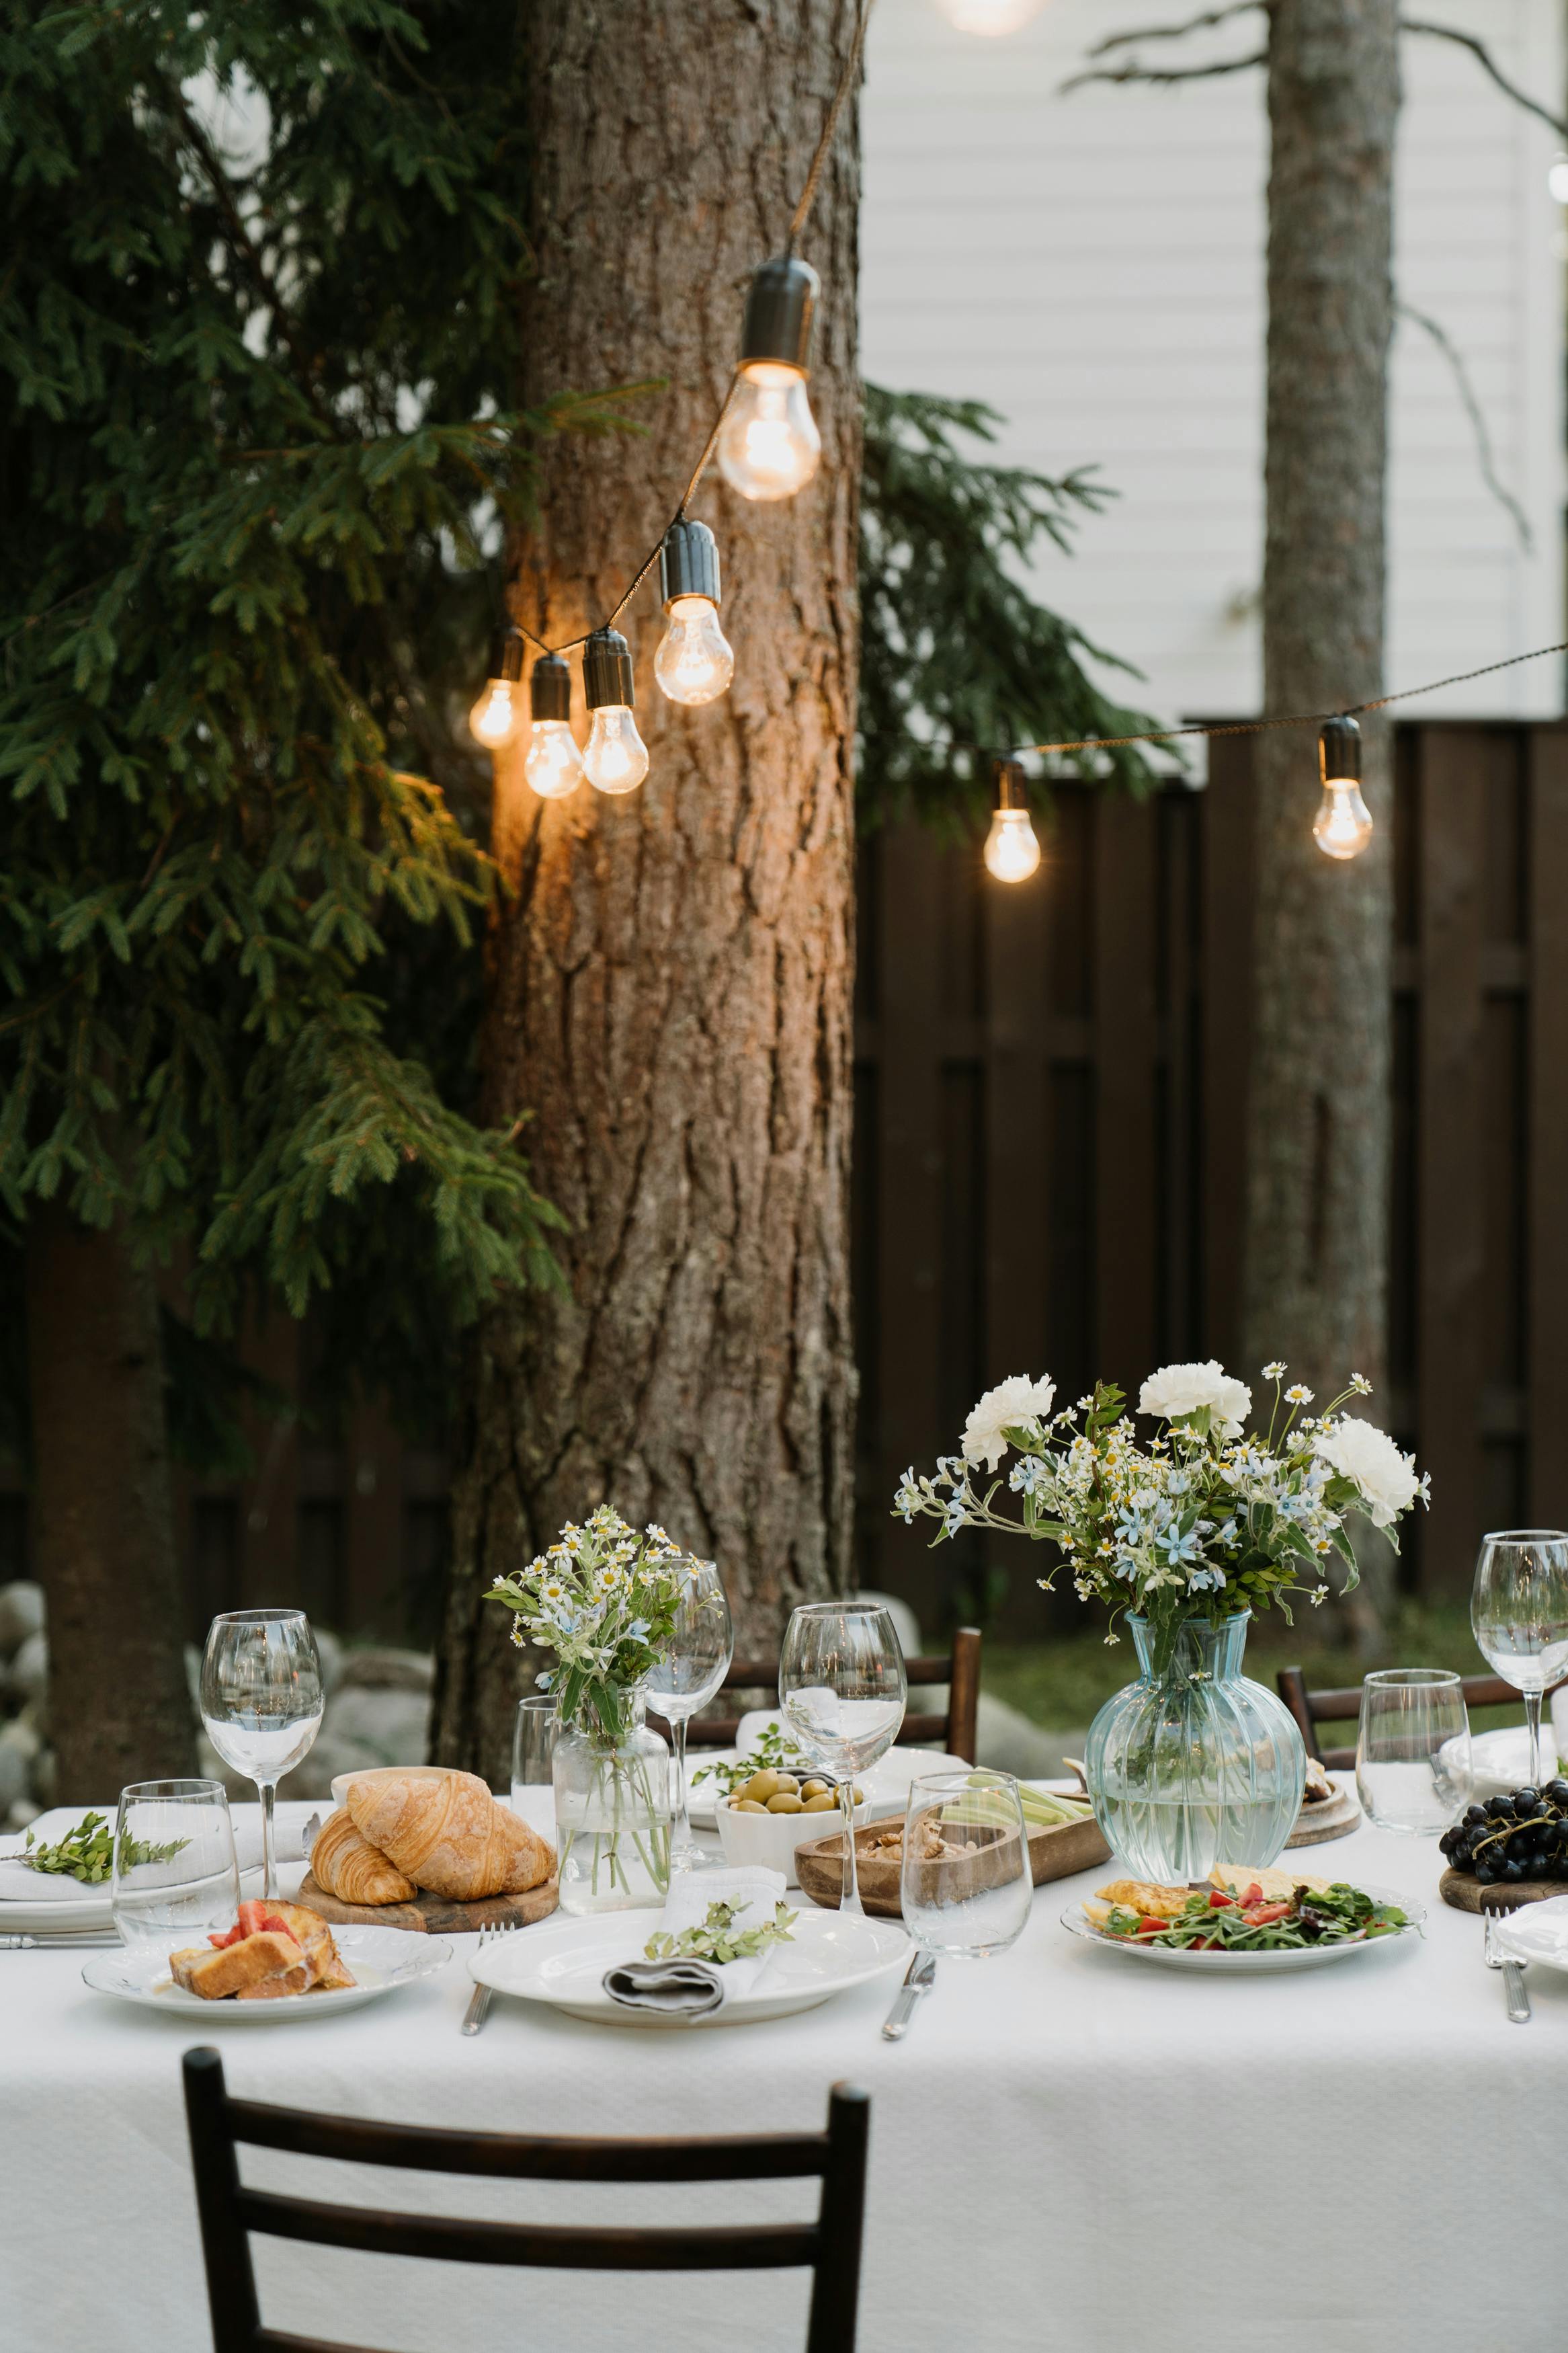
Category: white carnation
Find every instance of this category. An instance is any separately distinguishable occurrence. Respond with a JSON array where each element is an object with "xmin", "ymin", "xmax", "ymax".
[
  {"xmin": 1137, "ymin": 1359, "xmax": 1252, "ymax": 1438},
  {"xmin": 1313, "ymin": 1417, "xmax": 1421, "ymax": 1528},
  {"xmin": 961, "ymin": 1374, "xmax": 1057, "ymax": 1472}
]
